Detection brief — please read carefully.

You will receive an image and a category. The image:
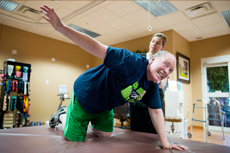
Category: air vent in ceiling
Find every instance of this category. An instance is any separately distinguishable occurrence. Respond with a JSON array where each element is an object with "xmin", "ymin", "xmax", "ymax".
[
  {"xmin": 221, "ymin": 9, "xmax": 230, "ymax": 28},
  {"xmin": 14, "ymin": 5, "xmax": 42, "ymax": 21},
  {"xmin": 184, "ymin": 2, "xmax": 215, "ymax": 18}
]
